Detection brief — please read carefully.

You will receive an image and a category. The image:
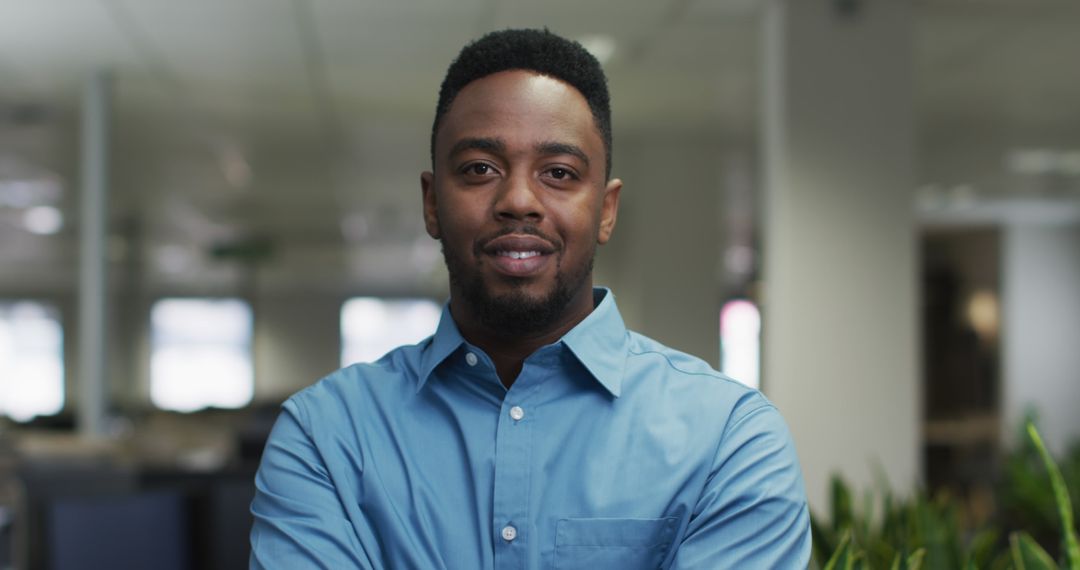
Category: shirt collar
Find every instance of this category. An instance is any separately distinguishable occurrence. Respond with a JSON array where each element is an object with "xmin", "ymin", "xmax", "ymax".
[
  {"xmin": 560, "ymin": 288, "xmax": 628, "ymax": 397},
  {"xmin": 417, "ymin": 302, "xmax": 467, "ymax": 392},
  {"xmin": 417, "ymin": 287, "xmax": 629, "ymax": 397}
]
